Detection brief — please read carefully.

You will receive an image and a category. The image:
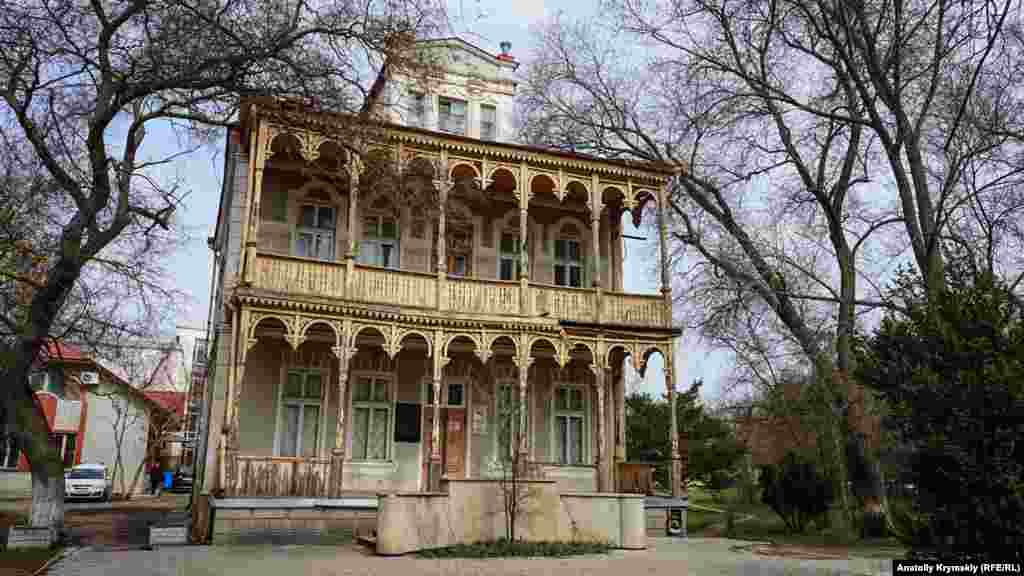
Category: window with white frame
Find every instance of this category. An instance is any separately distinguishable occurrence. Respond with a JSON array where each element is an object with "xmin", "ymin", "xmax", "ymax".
[
  {"xmin": 410, "ymin": 92, "xmax": 428, "ymax": 128},
  {"xmin": 295, "ymin": 204, "xmax": 336, "ymax": 261},
  {"xmin": 277, "ymin": 370, "xmax": 323, "ymax": 458},
  {"xmin": 554, "ymin": 228, "xmax": 583, "ymax": 287},
  {"xmin": 553, "ymin": 385, "xmax": 587, "ymax": 465},
  {"xmin": 496, "ymin": 382, "xmax": 527, "ymax": 461},
  {"xmin": 480, "ymin": 104, "xmax": 497, "ymax": 141},
  {"xmin": 360, "ymin": 215, "xmax": 400, "ymax": 269},
  {"xmin": 499, "ymin": 233, "xmax": 521, "ymax": 281},
  {"xmin": 438, "ymin": 97, "xmax": 467, "ymax": 135},
  {"xmin": 351, "ymin": 374, "xmax": 392, "ymax": 460}
]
